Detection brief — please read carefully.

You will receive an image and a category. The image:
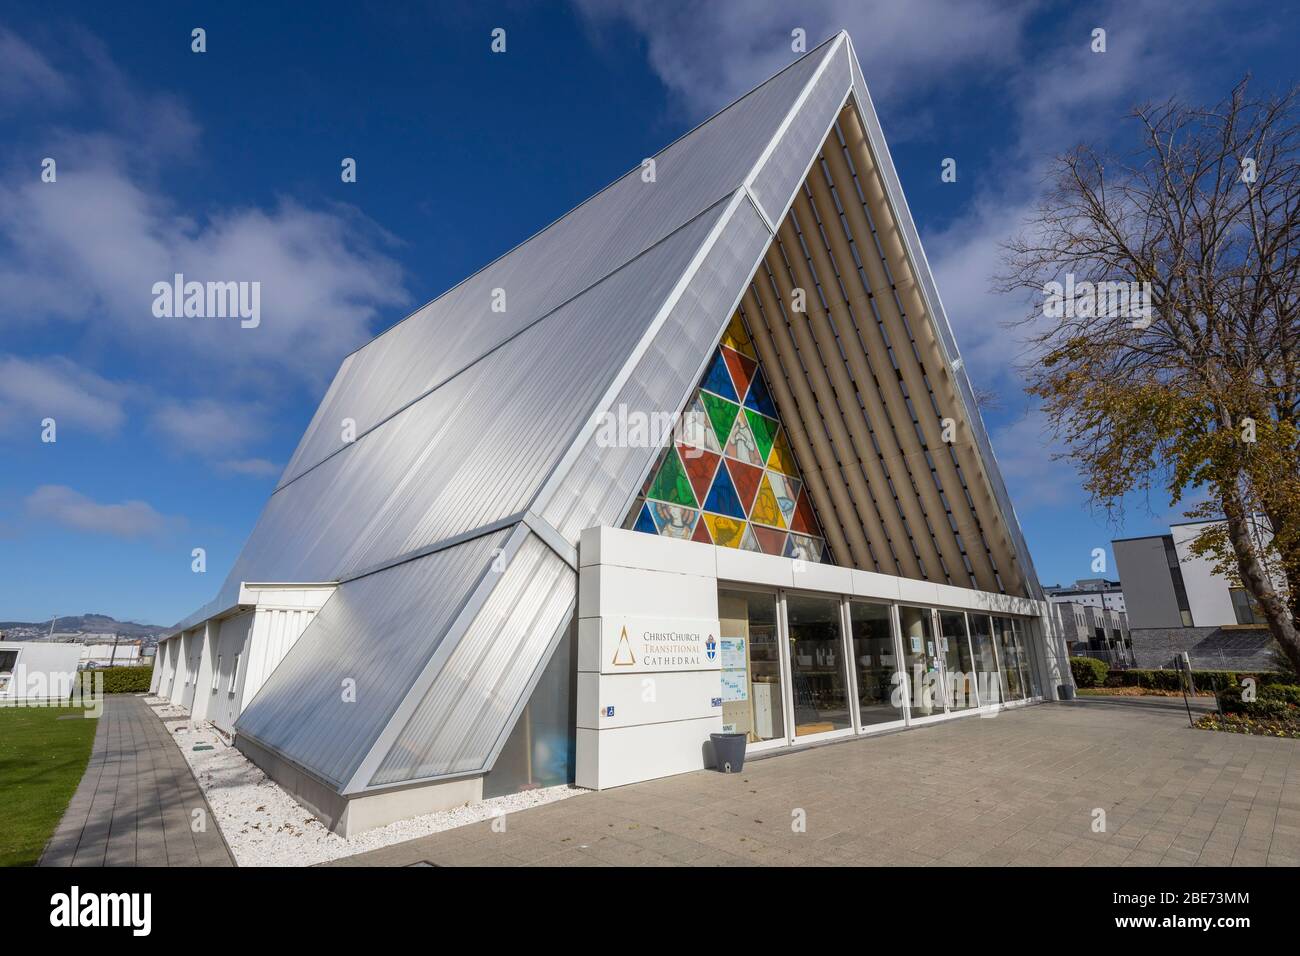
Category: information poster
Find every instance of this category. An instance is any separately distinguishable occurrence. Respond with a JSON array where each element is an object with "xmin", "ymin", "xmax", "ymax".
[{"xmin": 720, "ymin": 638, "xmax": 748, "ymax": 702}]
